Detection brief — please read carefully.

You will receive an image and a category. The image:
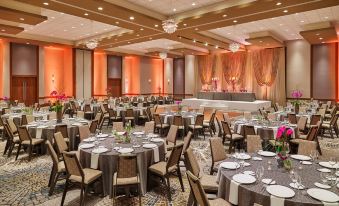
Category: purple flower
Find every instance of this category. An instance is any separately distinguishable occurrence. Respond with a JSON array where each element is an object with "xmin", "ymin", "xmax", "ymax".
[
  {"xmin": 2, "ymin": 96, "xmax": 8, "ymax": 101},
  {"xmin": 291, "ymin": 90, "xmax": 302, "ymax": 98},
  {"xmin": 50, "ymin": 90, "xmax": 58, "ymax": 96},
  {"xmin": 286, "ymin": 129, "xmax": 293, "ymax": 136}
]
